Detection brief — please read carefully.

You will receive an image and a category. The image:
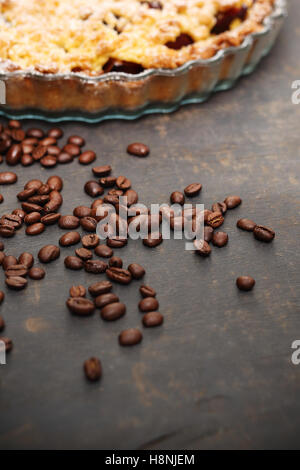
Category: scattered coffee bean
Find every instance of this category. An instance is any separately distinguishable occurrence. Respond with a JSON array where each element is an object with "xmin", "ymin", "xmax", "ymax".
[
  {"xmin": 94, "ymin": 244, "xmax": 113, "ymax": 258},
  {"xmin": 59, "ymin": 231, "xmax": 81, "ymax": 247},
  {"xmin": 28, "ymin": 267, "xmax": 45, "ymax": 280},
  {"xmin": 63, "ymin": 143, "xmax": 81, "ymax": 157},
  {"xmin": 3, "ymin": 255, "xmax": 18, "ymax": 270},
  {"xmin": 41, "ymin": 213, "xmax": 61, "ymax": 225},
  {"xmin": 139, "ymin": 297, "xmax": 159, "ymax": 312},
  {"xmin": 237, "ymin": 218, "xmax": 256, "ymax": 232},
  {"xmin": 106, "ymin": 267, "xmax": 132, "ymax": 285},
  {"xmin": 80, "ymin": 216, "xmax": 97, "ymax": 232},
  {"xmin": 75, "ymin": 247, "xmax": 93, "ymax": 260},
  {"xmin": 101, "ymin": 302, "xmax": 126, "ymax": 321},
  {"xmin": 5, "ymin": 264, "xmax": 28, "ymax": 278},
  {"xmin": 207, "ymin": 212, "xmax": 224, "ymax": 228},
  {"xmin": 68, "ymin": 135, "xmax": 85, "ymax": 147},
  {"xmin": 143, "ymin": 312, "xmax": 164, "ymax": 327},
  {"xmin": 204, "ymin": 226, "xmax": 214, "ymax": 243},
  {"xmin": 140, "ymin": 285, "xmax": 156, "ymax": 298},
  {"xmin": 27, "ymin": 127, "xmax": 44, "ymax": 139},
  {"xmin": 224, "ymin": 195, "xmax": 242, "ymax": 209},
  {"xmin": 59, "ymin": 215, "xmax": 80, "ymax": 230},
  {"xmin": 38, "ymin": 245, "xmax": 60, "ymax": 263},
  {"xmin": 40, "ymin": 155, "xmax": 57, "ymax": 168},
  {"xmin": 88, "ymin": 281, "xmax": 112, "ymax": 297},
  {"xmin": 18, "ymin": 252, "xmax": 34, "ymax": 269},
  {"xmin": 116, "ymin": 176, "xmax": 131, "ymax": 190},
  {"xmin": 82, "ymin": 234, "xmax": 99, "ymax": 248},
  {"xmin": 253, "ymin": 225, "xmax": 275, "ymax": 243},
  {"xmin": 128, "ymin": 263, "xmax": 145, "ymax": 279},
  {"xmin": 85, "ymin": 259, "xmax": 107, "ymax": 274},
  {"xmin": 21, "ymin": 202, "xmax": 43, "ymax": 214},
  {"xmin": 70, "ymin": 285, "xmax": 86, "ymax": 298},
  {"xmin": 107, "ymin": 237, "xmax": 127, "ymax": 248},
  {"xmin": 67, "ymin": 297, "xmax": 95, "ymax": 316},
  {"xmin": 212, "ymin": 231, "xmax": 228, "ymax": 247},
  {"xmin": 212, "ymin": 202, "xmax": 227, "ymax": 214},
  {"xmin": 6, "ymin": 276, "xmax": 27, "ymax": 290},
  {"xmin": 100, "ymin": 176, "xmax": 116, "ymax": 188},
  {"xmin": 6, "ymin": 143, "xmax": 22, "ymax": 165},
  {"xmin": 236, "ymin": 276, "xmax": 255, "ymax": 291},
  {"xmin": 119, "ymin": 328, "xmax": 143, "ymax": 346},
  {"xmin": 21, "ymin": 155, "xmax": 34, "ymax": 166},
  {"xmin": 127, "ymin": 142, "xmax": 149, "ymax": 157},
  {"xmin": 47, "ymin": 175, "xmax": 63, "ymax": 192},
  {"xmin": 194, "ymin": 239, "xmax": 211, "ymax": 256},
  {"xmin": 0, "ymin": 171, "xmax": 17, "ymax": 184},
  {"xmin": 1, "ymin": 213, "xmax": 22, "ymax": 229},
  {"xmin": 25, "ymin": 179, "xmax": 43, "ymax": 191},
  {"xmin": 73, "ymin": 206, "xmax": 92, "ymax": 218},
  {"xmin": 170, "ymin": 191, "xmax": 185, "ymax": 205},
  {"xmin": 32, "ymin": 145, "xmax": 47, "ymax": 161},
  {"xmin": 92, "ymin": 165, "xmax": 111, "ymax": 177},
  {"xmin": 143, "ymin": 232, "xmax": 163, "ymax": 248},
  {"xmin": 184, "ymin": 183, "xmax": 202, "ymax": 197},
  {"xmin": 57, "ymin": 152, "xmax": 73, "ymax": 164},
  {"xmin": 95, "ymin": 293, "xmax": 119, "ymax": 309},
  {"xmin": 26, "ymin": 222, "xmax": 45, "ymax": 236},
  {"xmin": 0, "ymin": 337, "xmax": 13, "ymax": 352},
  {"xmin": 0, "ymin": 225, "xmax": 15, "ymax": 238},
  {"xmin": 64, "ymin": 256, "xmax": 84, "ymax": 270},
  {"xmin": 48, "ymin": 128, "xmax": 63, "ymax": 139},
  {"xmin": 84, "ymin": 357, "xmax": 102, "ymax": 382},
  {"xmin": 79, "ymin": 150, "xmax": 96, "ymax": 165},
  {"xmin": 109, "ymin": 256, "xmax": 123, "ymax": 268}
]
